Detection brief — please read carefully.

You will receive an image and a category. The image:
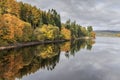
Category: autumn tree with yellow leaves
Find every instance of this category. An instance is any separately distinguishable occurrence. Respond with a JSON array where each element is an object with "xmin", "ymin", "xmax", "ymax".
[
  {"xmin": 0, "ymin": 14, "xmax": 33, "ymax": 45},
  {"xmin": 34, "ymin": 25, "xmax": 60, "ymax": 41},
  {"xmin": 0, "ymin": 0, "xmax": 20, "ymax": 17},
  {"xmin": 61, "ymin": 27, "xmax": 71, "ymax": 40}
]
